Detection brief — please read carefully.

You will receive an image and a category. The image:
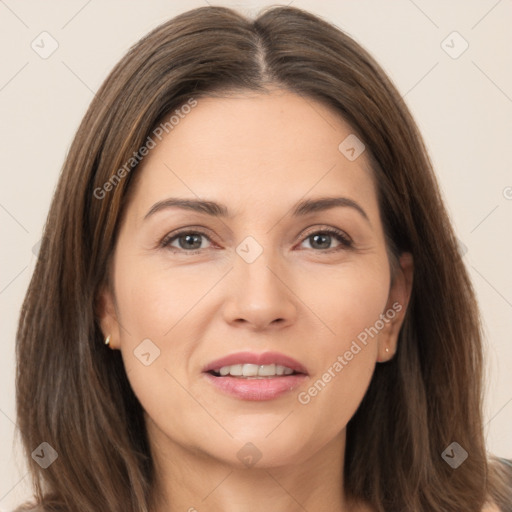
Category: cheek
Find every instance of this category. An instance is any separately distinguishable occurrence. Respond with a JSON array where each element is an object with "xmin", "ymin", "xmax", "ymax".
[
  {"xmin": 112, "ymin": 261, "xmax": 200, "ymax": 439},
  {"xmin": 114, "ymin": 254, "xmax": 214, "ymax": 339},
  {"xmin": 301, "ymin": 258, "xmax": 391, "ymax": 345},
  {"xmin": 294, "ymin": 260, "xmax": 390, "ymax": 423},
  {"xmin": 111, "ymin": 254, "xmax": 216, "ymax": 409}
]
